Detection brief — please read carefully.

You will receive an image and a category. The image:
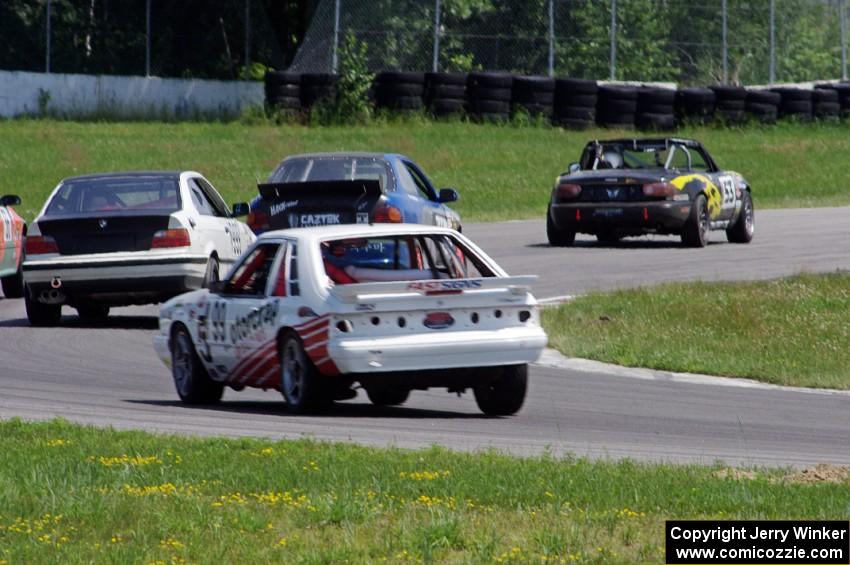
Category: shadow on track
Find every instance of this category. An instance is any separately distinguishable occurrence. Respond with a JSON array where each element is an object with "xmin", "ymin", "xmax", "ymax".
[
  {"xmin": 527, "ymin": 237, "xmax": 720, "ymax": 250},
  {"xmin": 126, "ymin": 398, "xmax": 491, "ymax": 419},
  {"xmin": 0, "ymin": 315, "xmax": 158, "ymax": 329}
]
